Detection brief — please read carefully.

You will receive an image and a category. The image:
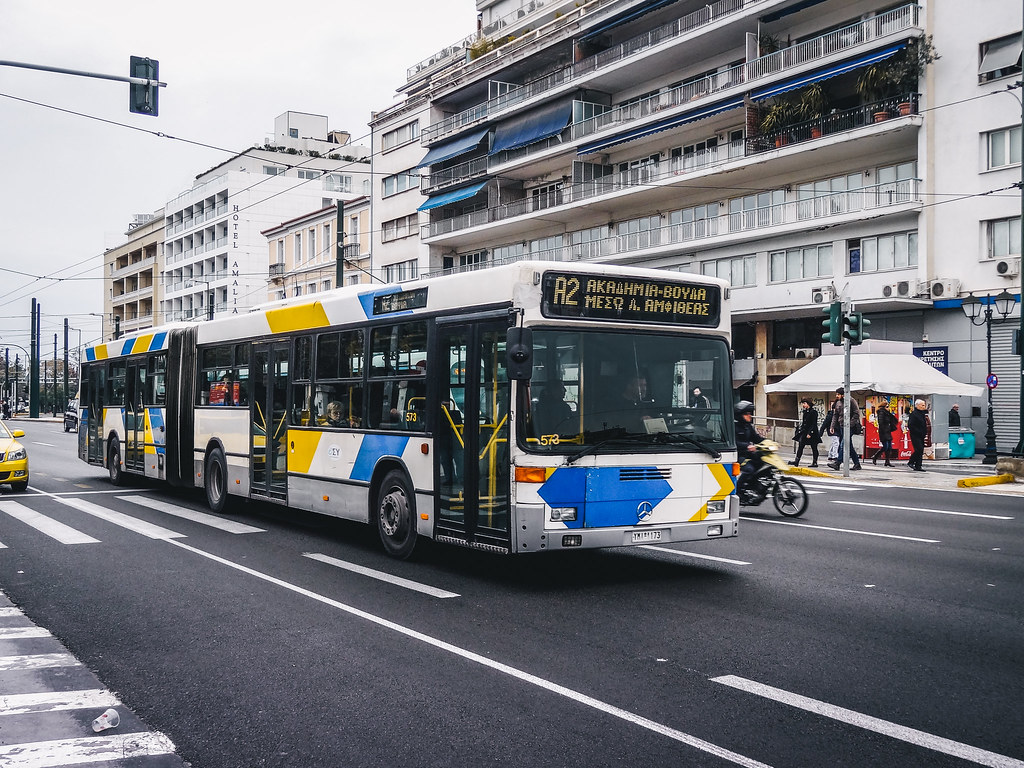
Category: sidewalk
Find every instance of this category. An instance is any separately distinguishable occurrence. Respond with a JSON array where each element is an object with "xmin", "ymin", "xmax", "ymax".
[{"xmin": 779, "ymin": 448, "xmax": 1024, "ymax": 495}]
